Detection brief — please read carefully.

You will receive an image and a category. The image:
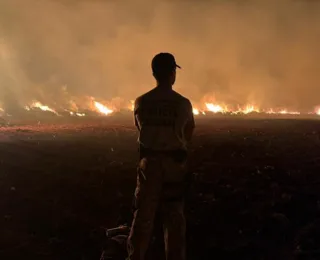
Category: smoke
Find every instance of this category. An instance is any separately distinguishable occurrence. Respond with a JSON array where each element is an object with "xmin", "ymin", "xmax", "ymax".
[{"xmin": 0, "ymin": 0, "xmax": 319, "ymax": 112}]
